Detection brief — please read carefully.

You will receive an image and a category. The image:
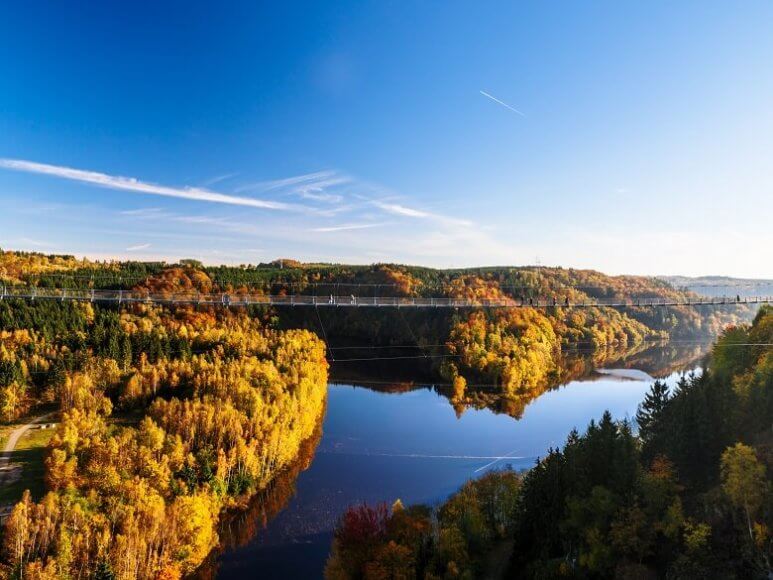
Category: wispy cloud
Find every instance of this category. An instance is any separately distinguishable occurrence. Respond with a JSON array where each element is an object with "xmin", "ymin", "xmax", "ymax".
[
  {"xmin": 372, "ymin": 200, "xmax": 473, "ymax": 227},
  {"xmin": 372, "ymin": 201, "xmax": 430, "ymax": 218},
  {"xmin": 294, "ymin": 175, "xmax": 351, "ymax": 203},
  {"xmin": 313, "ymin": 222, "xmax": 387, "ymax": 233},
  {"xmin": 120, "ymin": 207, "xmax": 169, "ymax": 218},
  {"xmin": 201, "ymin": 172, "xmax": 239, "ymax": 187},
  {"xmin": 13, "ymin": 237, "xmax": 54, "ymax": 249},
  {"xmin": 479, "ymin": 90, "xmax": 525, "ymax": 117},
  {"xmin": 126, "ymin": 243, "xmax": 151, "ymax": 251},
  {"xmin": 234, "ymin": 170, "xmax": 337, "ymax": 193},
  {"xmin": 299, "ymin": 190, "xmax": 344, "ymax": 203},
  {"xmin": 3, "ymin": 157, "xmax": 487, "ymax": 263},
  {"xmin": 120, "ymin": 209, "xmax": 259, "ymax": 237},
  {"xmin": 236, "ymin": 170, "xmax": 352, "ymax": 207},
  {"xmin": 0, "ymin": 158, "xmax": 302, "ymax": 211},
  {"xmin": 173, "ymin": 215, "xmax": 229, "ymax": 225}
]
